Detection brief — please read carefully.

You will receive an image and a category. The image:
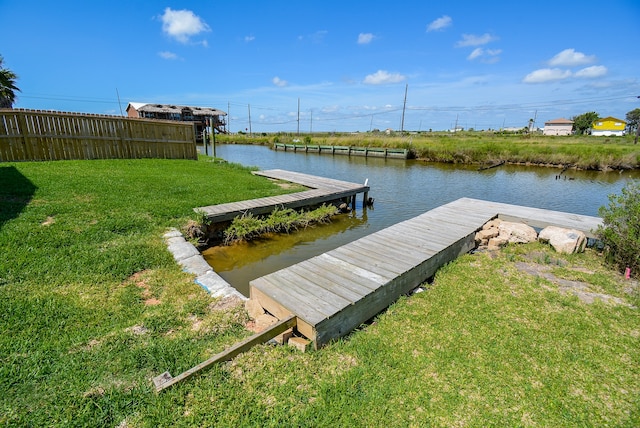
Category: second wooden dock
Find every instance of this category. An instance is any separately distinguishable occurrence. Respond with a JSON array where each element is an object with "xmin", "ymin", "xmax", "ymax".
[
  {"xmin": 273, "ymin": 142, "xmax": 410, "ymax": 159},
  {"xmin": 195, "ymin": 169, "xmax": 370, "ymax": 223}
]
